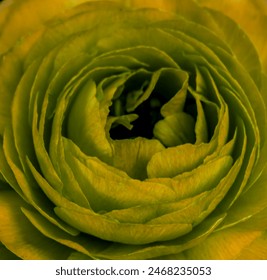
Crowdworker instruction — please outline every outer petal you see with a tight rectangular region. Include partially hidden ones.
[0,189,71,259]
[0,0,93,55]
[237,231,267,259]
[183,226,267,260]
[0,243,20,260]
[197,0,267,74]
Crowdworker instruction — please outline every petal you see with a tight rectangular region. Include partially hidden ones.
[0,243,20,260]
[184,226,265,259]
[198,0,267,74]
[218,165,267,229]
[147,142,216,178]
[96,214,226,259]
[21,207,109,260]
[61,137,176,212]
[55,203,192,245]
[67,79,113,162]
[153,112,196,147]
[0,0,92,54]
[237,231,267,260]
[112,137,165,179]
[0,190,71,259]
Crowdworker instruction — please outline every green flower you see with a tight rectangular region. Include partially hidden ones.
[0,0,267,260]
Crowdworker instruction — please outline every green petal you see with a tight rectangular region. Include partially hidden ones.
[0,190,71,260]
[107,114,138,131]
[239,207,267,232]
[21,207,109,260]
[55,203,192,245]
[198,0,267,74]
[147,141,216,178]
[62,138,176,211]
[0,243,20,260]
[0,52,22,135]
[184,225,267,260]
[67,79,113,162]
[153,112,195,147]
[148,155,233,201]
[207,8,262,87]
[96,214,226,259]
[3,126,79,236]
[54,136,91,208]
[112,137,165,180]
[218,165,267,229]
[0,0,94,55]
[0,140,26,199]
[236,231,267,260]
[100,46,179,70]
[159,70,189,116]
[125,70,160,112]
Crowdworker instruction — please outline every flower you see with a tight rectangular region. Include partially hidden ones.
[0,0,267,260]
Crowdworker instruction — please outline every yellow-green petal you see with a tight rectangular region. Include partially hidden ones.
[0,190,71,259]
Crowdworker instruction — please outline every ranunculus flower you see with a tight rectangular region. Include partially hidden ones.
[0,0,267,260]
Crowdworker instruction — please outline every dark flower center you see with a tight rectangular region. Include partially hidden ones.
[109,94,165,139]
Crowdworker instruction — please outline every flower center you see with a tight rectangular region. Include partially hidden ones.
[108,75,197,147]
[109,93,165,139]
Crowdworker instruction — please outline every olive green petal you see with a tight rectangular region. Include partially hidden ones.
[0,140,26,199]
[203,8,262,87]
[198,0,267,74]
[194,94,209,144]
[67,79,113,161]
[239,207,267,232]
[4,126,79,237]
[218,165,267,230]
[148,155,233,201]
[104,156,233,227]
[112,137,165,180]
[213,47,264,145]
[62,137,176,210]
[31,98,64,192]
[0,0,92,55]
[53,151,234,245]
[0,190,71,260]
[0,51,23,136]
[106,114,138,131]
[147,141,216,178]
[120,0,181,11]
[23,6,178,67]
[103,198,195,225]
[21,207,110,260]
[123,0,220,32]
[153,112,195,147]
[54,137,91,208]
[11,58,42,166]
[26,157,188,253]
[0,243,20,260]
[261,73,267,111]
[159,70,189,116]
[100,46,179,71]
[236,231,267,260]
[184,226,267,260]
[50,66,129,168]
[96,214,225,260]
[38,53,92,123]
[55,204,192,245]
